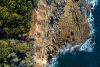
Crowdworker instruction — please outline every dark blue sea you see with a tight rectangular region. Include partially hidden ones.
[54,0,100,67]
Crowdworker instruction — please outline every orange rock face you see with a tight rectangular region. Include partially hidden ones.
[28,0,91,67]
[58,0,90,45]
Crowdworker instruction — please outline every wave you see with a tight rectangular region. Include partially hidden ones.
[49,0,98,67]
[49,57,59,67]
[79,0,98,52]
[86,0,98,9]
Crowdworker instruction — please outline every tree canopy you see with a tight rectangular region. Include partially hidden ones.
[0,0,38,66]
[0,0,32,38]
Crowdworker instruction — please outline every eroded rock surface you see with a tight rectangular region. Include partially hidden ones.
[28,0,91,67]
[58,0,90,45]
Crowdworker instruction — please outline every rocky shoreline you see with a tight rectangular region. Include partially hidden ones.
[28,0,91,67]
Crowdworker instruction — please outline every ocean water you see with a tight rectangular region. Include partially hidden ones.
[50,0,100,67]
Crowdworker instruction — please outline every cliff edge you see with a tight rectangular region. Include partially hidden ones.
[28,0,91,67]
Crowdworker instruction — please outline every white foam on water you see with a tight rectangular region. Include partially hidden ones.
[49,56,59,67]
[86,0,98,9]
[79,12,95,52]
[79,0,98,52]
[58,43,81,54]
[79,38,95,52]
[58,43,71,54]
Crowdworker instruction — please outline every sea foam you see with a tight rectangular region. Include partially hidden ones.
[79,0,98,52]
[49,57,58,67]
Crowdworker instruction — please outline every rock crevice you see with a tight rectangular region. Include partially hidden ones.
[29,0,91,67]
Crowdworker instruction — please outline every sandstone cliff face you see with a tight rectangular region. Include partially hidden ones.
[58,0,90,45]
[28,0,91,67]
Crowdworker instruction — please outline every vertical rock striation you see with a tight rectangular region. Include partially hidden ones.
[28,0,91,67]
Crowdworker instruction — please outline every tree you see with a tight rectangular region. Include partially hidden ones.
[0,40,11,58]
[0,0,36,66]
[16,43,30,53]
[0,0,32,38]
[0,40,31,66]
[19,56,33,67]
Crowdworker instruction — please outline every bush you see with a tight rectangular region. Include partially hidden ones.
[16,43,30,53]
[0,40,12,58]
[0,0,32,38]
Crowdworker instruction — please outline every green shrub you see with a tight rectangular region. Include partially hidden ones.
[0,0,32,38]
[16,43,30,53]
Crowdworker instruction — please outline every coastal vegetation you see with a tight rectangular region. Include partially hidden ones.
[0,0,33,38]
[0,0,38,66]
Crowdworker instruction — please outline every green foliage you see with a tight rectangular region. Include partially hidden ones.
[16,43,30,53]
[54,0,60,5]
[19,56,33,67]
[0,64,10,67]
[0,39,30,58]
[0,0,32,38]
[1,52,33,67]
[0,40,14,58]
[0,39,32,66]
[0,0,36,66]
[7,52,20,67]
[4,64,10,67]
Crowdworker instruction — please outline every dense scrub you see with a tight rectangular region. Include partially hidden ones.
[0,0,38,66]
[0,0,32,38]
[0,39,33,67]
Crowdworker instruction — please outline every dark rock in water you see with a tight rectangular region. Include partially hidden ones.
[48,55,52,62]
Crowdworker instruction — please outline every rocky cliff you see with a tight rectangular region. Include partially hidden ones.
[28,0,91,67]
